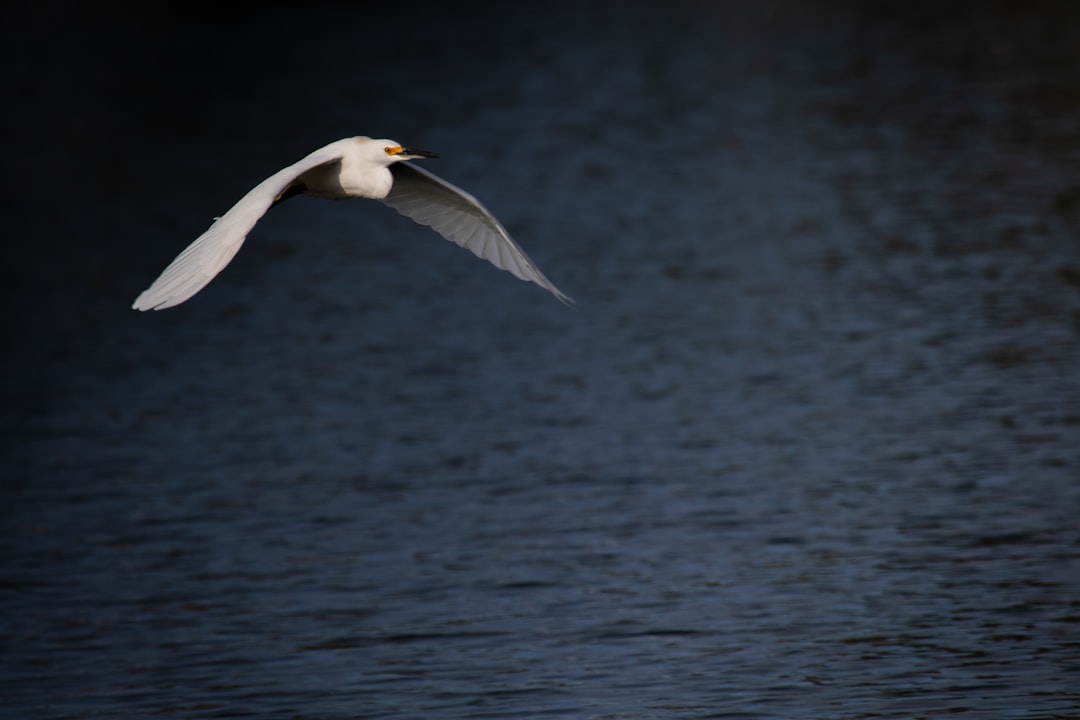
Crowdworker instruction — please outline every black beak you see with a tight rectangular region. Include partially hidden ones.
[402,148,439,159]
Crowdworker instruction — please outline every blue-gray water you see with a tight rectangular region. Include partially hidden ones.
[3,2,1079,718]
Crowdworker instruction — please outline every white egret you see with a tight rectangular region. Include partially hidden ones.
[132,136,571,310]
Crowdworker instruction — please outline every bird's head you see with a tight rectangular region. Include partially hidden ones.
[356,136,439,165]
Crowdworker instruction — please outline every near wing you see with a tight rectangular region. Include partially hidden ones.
[383,162,572,304]
[132,145,344,311]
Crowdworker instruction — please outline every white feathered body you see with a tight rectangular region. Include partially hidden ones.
[132,136,570,310]
[298,138,394,200]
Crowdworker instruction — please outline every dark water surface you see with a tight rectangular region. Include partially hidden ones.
[3,2,1079,718]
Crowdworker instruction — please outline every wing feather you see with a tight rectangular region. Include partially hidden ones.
[383,162,572,304]
[133,143,345,310]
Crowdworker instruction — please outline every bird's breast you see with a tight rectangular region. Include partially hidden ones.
[300,162,392,200]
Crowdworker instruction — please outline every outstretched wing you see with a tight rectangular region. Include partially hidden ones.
[133,144,345,311]
[383,162,572,304]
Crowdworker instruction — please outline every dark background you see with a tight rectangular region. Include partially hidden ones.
[3,2,1079,718]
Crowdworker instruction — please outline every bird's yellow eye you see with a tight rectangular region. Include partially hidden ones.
[385,146,404,156]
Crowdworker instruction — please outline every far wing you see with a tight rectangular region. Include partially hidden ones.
[383,162,572,304]
[132,144,344,311]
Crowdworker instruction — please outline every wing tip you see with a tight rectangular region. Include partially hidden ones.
[551,287,575,307]
[132,289,178,311]
[533,276,574,307]
[131,292,154,311]
[131,299,160,312]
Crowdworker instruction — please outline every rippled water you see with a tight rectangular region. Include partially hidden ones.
[3,2,1079,718]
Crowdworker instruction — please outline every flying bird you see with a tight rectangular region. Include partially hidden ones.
[132,136,571,310]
